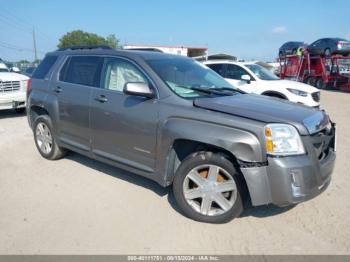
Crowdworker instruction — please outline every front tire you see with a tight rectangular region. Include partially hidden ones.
[173,152,244,223]
[15,108,26,114]
[33,115,67,160]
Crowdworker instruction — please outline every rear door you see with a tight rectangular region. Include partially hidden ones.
[90,57,159,172]
[54,55,103,151]
[206,63,226,78]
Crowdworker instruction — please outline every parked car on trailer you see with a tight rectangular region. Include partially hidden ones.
[27,46,336,223]
[279,51,350,91]
[279,41,307,58]
[204,60,320,108]
[307,38,350,56]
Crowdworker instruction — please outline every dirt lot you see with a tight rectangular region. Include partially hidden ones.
[0,90,349,255]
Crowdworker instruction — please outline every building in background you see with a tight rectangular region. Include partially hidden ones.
[123,44,208,58]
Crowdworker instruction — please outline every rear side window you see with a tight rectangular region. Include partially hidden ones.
[59,56,103,87]
[32,55,58,79]
[207,63,225,77]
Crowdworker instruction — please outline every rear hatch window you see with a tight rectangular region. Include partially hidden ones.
[32,55,58,79]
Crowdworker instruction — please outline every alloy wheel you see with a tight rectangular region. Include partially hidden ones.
[35,122,53,155]
[183,164,237,216]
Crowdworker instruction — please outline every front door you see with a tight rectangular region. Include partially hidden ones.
[225,64,258,93]
[90,57,159,172]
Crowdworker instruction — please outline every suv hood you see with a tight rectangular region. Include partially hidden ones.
[194,94,329,135]
[262,79,319,93]
[0,72,29,81]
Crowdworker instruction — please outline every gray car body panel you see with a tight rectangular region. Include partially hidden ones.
[27,49,336,207]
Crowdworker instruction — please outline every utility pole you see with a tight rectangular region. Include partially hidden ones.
[32,27,38,62]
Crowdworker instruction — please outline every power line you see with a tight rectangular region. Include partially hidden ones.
[0,15,32,36]
[0,40,45,54]
[0,6,56,44]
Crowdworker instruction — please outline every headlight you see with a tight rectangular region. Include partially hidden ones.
[265,124,305,156]
[21,80,28,91]
[287,88,308,97]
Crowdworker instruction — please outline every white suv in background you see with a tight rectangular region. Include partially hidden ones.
[0,62,29,113]
[203,60,320,107]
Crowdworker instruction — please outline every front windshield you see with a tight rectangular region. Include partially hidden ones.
[245,64,279,81]
[146,57,239,98]
[0,68,9,72]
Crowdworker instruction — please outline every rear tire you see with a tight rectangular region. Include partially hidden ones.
[33,115,67,160]
[173,152,244,223]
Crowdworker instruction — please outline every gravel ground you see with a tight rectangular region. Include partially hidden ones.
[0,90,349,255]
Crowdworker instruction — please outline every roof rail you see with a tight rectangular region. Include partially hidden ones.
[57,45,113,51]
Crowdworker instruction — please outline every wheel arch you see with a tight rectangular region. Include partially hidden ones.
[29,105,50,129]
[261,91,288,99]
[165,139,252,207]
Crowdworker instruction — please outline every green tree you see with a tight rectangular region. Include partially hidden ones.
[17,60,30,64]
[57,30,119,49]
[105,34,119,49]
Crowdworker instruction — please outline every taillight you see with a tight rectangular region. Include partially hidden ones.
[26,78,32,96]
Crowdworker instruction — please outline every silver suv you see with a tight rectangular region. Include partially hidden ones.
[27,46,336,223]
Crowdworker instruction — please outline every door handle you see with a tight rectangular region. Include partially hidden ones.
[95,95,108,103]
[54,86,62,93]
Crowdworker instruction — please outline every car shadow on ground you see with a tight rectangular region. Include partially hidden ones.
[66,152,297,221]
[0,109,26,120]
[240,204,297,218]
[66,152,169,197]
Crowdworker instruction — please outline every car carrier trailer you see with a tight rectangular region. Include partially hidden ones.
[279,51,350,92]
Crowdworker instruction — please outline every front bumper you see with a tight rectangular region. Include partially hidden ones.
[241,147,335,207]
[0,92,26,110]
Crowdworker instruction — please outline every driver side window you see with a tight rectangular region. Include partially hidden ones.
[103,58,148,92]
[226,64,249,80]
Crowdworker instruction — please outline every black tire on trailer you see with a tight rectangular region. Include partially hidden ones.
[305,77,316,87]
[315,78,326,89]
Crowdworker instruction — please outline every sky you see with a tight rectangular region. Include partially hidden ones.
[0,0,350,62]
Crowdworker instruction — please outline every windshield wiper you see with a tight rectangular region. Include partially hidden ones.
[175,85,238,96]
[216,86,246,94]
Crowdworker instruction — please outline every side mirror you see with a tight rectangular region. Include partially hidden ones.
[241,74,251,83]
[123,82,155,99]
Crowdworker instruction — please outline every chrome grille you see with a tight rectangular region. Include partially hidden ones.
[312,91,320,102]
[310,125,335,161]
[0,81,20,93]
